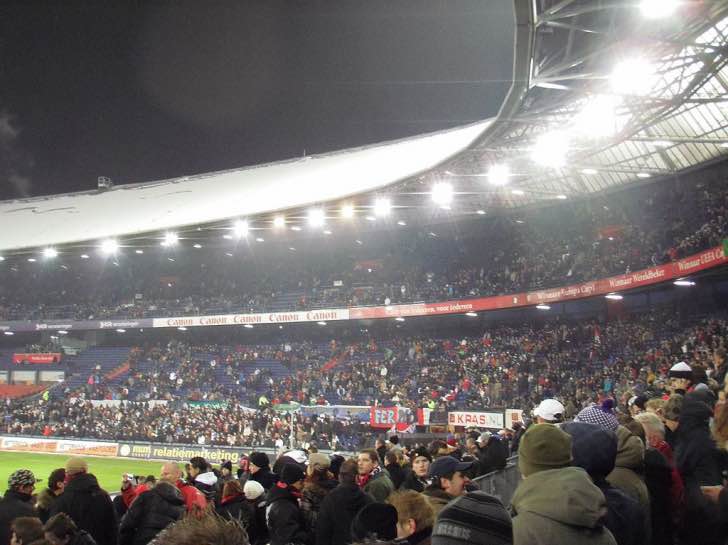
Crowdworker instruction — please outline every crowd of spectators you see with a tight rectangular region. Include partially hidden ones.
[0,167,725,322]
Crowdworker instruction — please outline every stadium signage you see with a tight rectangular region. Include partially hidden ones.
[116,442,246,463]
[0,436,118,456]
[155,308,350,329]
[448,411,505,429]
[12,353,62,364]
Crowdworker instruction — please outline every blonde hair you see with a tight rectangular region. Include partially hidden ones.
[634,412,665,439]
[645,398,665,414]
[388,490,435,531]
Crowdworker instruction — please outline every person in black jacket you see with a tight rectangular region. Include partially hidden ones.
[188,457,219,505]
[266,464,311,545]
[243,480,268,545]
[216,481,254,527]
[248,453,277,491]
[562,421,647,545]
[315,459,374,545]
[118,482,185,545]
[36,469,65,524]
[43,513,96,545]
[0,470,37,545]
[401,448,431,493]
[48,458,117,545]
[300,453,338,535]
[477,433,508,475]
[384,451,406,490]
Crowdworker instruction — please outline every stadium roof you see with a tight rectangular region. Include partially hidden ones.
[2,0,728,253]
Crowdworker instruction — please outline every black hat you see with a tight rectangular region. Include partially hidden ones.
[249,452,270,469]
[351,503,398,541]
[279,463,305,485]
[412,446,432,463]
[221,461,233,471]
[428,455,473,479]
[432,492,512,545]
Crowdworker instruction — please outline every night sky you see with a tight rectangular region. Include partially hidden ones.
[0,1,513,200]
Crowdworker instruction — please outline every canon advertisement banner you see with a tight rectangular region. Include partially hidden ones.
[448,411,505,429]
[153,308,349,329]
[12,353,62,364]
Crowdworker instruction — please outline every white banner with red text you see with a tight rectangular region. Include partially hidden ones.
[448,411,505,429]
[152,308,350,329]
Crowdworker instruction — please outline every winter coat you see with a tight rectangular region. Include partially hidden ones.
[511,467,617,545]
[315,483,373,545]
[605,427,650,542]
[192,471,219,505]
[642,449,674,545]
[175,480,207,513]
[300,478,338,533]
[266,484,311,545]
[400,471,428,493]
[250,468,278,491]
[362,468,394,502]
[119,482,185,545]
[216,493,254,525]
[49,473,118,545]
[69,531,97,545]
[403,527,432,545]
[0,489,36,545]
[422,488,455,518]
[385,463,406,490]
[674,396,725,545]
[600,485,647,545]
[247,497,268,545]
[35,487,58,523]
[478,437,508,474]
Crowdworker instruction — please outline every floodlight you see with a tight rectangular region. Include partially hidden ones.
[308,208,325,227]
[532,131,568,167]
[605,293,624,300]
[611,59,655,96]
[273,215,285,228]
[162,232,178,247]
[536,304,551,310]
[573,95,620,138]
[640,0,679,19]
[487,163,510,186]
[43,248,58,259]
[373,197,392,217]
[341,204,355,219]
[233,220,249,237]
[100,239,119,255]
[431,182,453,206]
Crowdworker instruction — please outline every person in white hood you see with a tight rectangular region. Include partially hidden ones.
[188,456,219,505]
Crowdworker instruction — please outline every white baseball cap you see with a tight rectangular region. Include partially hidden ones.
[533,399,565,422]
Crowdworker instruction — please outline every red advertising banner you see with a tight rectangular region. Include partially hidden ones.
[350,245,727,320]
[12,353,62,365]
[370,406,399,429]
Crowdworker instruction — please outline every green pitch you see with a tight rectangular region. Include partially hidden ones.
[0,452,165,494]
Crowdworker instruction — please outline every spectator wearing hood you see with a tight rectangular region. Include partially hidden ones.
[511,424,616,545]
[356,449,395,502]
[43,513,96,545]
[0,470,37,545]
[49,458,117,545]
[300,453,338,534]
[674,394,724,545]
[119,480,185,545]
[188,457,219,505]
[388,490,434,545]
[266,464,312,545]
[562,422,647,545]
[249,452,277,491]
[316,459,373,545]
[401,448,431,493]
[605,427,650,523]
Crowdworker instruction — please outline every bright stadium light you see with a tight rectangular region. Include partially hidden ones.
[116,328,126,333]
[637,172,651,179]
[465,312,478,317]
[373,197,392,217]
[3,331,14,336]
[308,208,326,227]
[100,239,119,255]
[431,182,454,206]
[605,293,624,300]
[611,59,655,96]
[573,95,621,138]
[43,248,58,259]
[556,194,568,200]
[532,131,568,168]
[674,279,695,286]
[487,163,510,186]
[135,249,144,254]
[536,304,551,310]
[581,168,598,175]
[193,243,202,249]
[511,189,525,196]
[244,324,254,329]
[395,317,405,322]
[233,220,249,237]
[0,256,4,262]
[80,254,90,259]
[273,215,285,228]
[476,209,486,215]
[341,204,355,219]
[640,0,679,18]
[161,232,178,247]
[27,258,36,263]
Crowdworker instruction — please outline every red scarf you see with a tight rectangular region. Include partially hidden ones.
[221,493,244,505]
[275,481,302,499]
[356,465,382,489]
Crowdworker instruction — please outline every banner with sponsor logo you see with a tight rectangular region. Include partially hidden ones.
[13,353,62,365]
[0,436,118,457]
[152,308,349,329]
[116,442,245,463]
[448,411,504,429]
[370,406,415,431]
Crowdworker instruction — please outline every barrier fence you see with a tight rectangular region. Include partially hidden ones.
[473,455,520,507]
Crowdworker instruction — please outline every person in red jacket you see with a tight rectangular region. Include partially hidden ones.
[160,462,206,514]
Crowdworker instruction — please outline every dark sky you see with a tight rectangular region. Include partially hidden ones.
[0,1,513,200]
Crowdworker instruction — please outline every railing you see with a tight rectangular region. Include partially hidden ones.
[473,455,520,507]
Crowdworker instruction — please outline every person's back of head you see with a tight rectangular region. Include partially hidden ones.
[431,492,512,545]
[384,451,399,467]
[47,469,66,495]
[338,459,358,485]
[387,490,434,538]
[43,513,79,544]
[12,517,44,545]
[151,514,248,545]
[561,422,617,483]
[189,457,209,474]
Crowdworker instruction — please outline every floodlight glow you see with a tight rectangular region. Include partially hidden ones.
[581,168,598,175]
[431,182,454,206]
[323,230,332,235]
[395,317,405,322]
[291,226,302,231]
[637,172,651,178]
[532,131,568,167]
[536,304,551,310]
[57,330,68,335]
[611,59,655,96]
[397,220,407,226]
[556,194,568,200]
[116,328,126,333]
[640,0,679,18]
[222,234,233,240]
[341,204,355,218]
[178,327,187,331]
[487,163,510,186]
[573,95,620,138]
[365,215,376,222]
[80,254,90,259]
[605,293,624,300]
[233,220,249,237]
[476,209,486,215]
[373,197,392,217]
[0,256,4,262]
[43,248,58,259]
[193,244,202,249]
[273,215,285,228]
[465,312,478,317]
[244,324,254,329]
[652,140,673,147]
[256,237,265,243]
[308,208,326,227]
[4,331,14,336]
[674,279,695,286]
[162,232,178,247]
[27,258,36,262]
[317,321,327,326]
[100,239,119,255]
[511,189,525,196]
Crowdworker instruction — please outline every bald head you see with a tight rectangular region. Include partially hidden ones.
[160,462,181,483]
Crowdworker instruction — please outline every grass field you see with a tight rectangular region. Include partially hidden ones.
[0,452,164,494]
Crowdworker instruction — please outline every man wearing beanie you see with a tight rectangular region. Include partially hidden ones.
[249,452,278,491]
[49,457,118,545]
[511,424,616,545]
[266,463,311,545]
[431,491,513,545]
[562,422,647,545]
[0,469,37,545]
